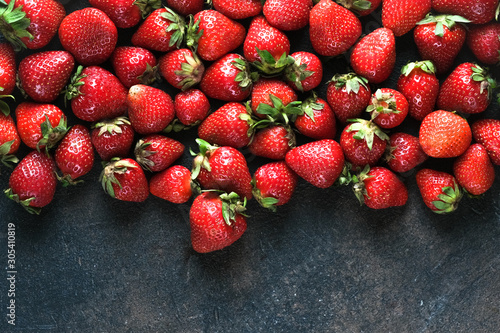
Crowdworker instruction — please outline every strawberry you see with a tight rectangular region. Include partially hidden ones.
[326,73,371,124]
[55,124,95,186]
[366,88,409,129]
[309,0,362,57]
[416,168,462,214]
[0,43,16,95]
[15,102,68,152]
[127,84,175,135]
[199,53,254,102]
[339,119,389,170]
[5,150,57,214]
[65,66,128,122]
[351,166,408,209]
[172,89,210,128]
[414,14,469,74]
[212,0,262,20]
[431,0,499,24]
[396,60,439,121]
[58,7,118,66]
[158,48,205,91]
[250,78,299,120]
[467,22,500,65]
[419,110,472,158]
[1,0,65,50]
[88,0,161,29]
[336,0,381,16]
[91,117,135,161]
[191,139,253,200]
[166,0,204,16]
[294,94,336,140]
[134,134,185,172]
[252,161,298,211]
[263,0,313,31]
[248,125,295,160]
[150,165,192,204]
[189,191,247,253]
[436,62,496,114]
[381,0,431,37]
[197,102,251,149]
[131,7,186,52]
[100,158,149,202]
[285,139,345,189]
[0,111,20,168]
[471,118,500,165]
[17,50,75,103]
[384,132,428,173]
[453,143,495,196]
[284,51,323,92]
[350,27,396,84]
[187,9,246,61]
[111,46,159,88]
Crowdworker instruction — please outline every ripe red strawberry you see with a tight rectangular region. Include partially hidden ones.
[453,143,495,196]
[339,119,389,170]
[414,14,469,74]
[2,0,65,50]
[382,0,431,37]
[309,0,362,57]
[263,0,313,31]
[100,158,149,202]
[352,166,408,209]
[326,73,371,124]
[88,0,161,29]
[188,10,246,61]
[0,43,16,95]
[250,78,299,120]
[55,124,95,186]
[91,117,135,161]
[15,102,68,152]
[471,118,500,165]
[134,134,185,172]
[396,60,439,121]
[127,84,175,135]
[197,102,251,149]
[437,62,496,114]
[366,88,409,129]
[248,125,295,160]
[191,139,253,200]
[350,27,396,84]
[284,51,323,92]
[172,89,210,128]
[166,0,204,16]
[150,165,192,204]
[252,161,298,211]
[432,0,498,24]
[384,132,428,173]
[111,46,159,88]
[213,0,262,20]
[336,0,381,16]
[199,53,254,102]
[467,22,500,65]
[158,48,205,91]
[285,139,345,188]
[0,111,20,168]
[189,191,247,253]
[17,50,75,103]
[294,95,336,140]
[419,110,472,158]
[58,7,118,66]
[131,7,186,52]
[65,66,128,122]
[416,168,462,214]
[5,150,57,214]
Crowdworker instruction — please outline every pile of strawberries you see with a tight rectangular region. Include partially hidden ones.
[0,0,499,253]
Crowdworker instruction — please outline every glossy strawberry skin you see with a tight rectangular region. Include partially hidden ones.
[213,0,262,20]
[189,191,247,253]
[248,125,293,160]
[467,23,500,65]
[243,15,290,63]
[111,46,158,88]
[174,89,210,126]
[253,161,298,207]
[453,143,495,196]
[294,97,336,140]
[339,122,387,169]
[285,139,345,188]
[150,165,192,204]
[101,158,149,202]
[285,51,323,92]
[131,8,178,52]
[471,119,500,165]
[263,0,313,31]
[368,88,409,129]
[88,0,144,29]
[416,168,461,213]
[91,118,135,161]
[58,7,118,66]
[382,0,431,37]
[0,43,16,95]
[385,132,428,173]
[166,0,204,16]
[250,78,297,115]
[326,74,372,124]
[18,50,75,103]
[360,166,408,209]
[432,0,498,24]
[159,48,205,91]
[0,113,21,155]
[134,134,185,172]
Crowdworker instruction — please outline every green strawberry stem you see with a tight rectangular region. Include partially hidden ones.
[176,51,204,91]
[0,140,18,169]
[185,15,203,53]
[93,117,131,136]
[134,139,156,171]
[284,56,315,92]
[251,48,295,77]
[336,0,372,12]
[56,173,83,187]
[416,14,470,37]
[4,188,40,215]
[431,181,463,214]
[133,0,162,19]
[163,6,187,49]
[0,0,32,51]
[233,57,259,91]
[64,65,86,103]
[100,158,138,198]
[137,63,160,86]
[256,93,303,124]
[471,64,497,98]
[37,115,69,155]
[251,178,280,212]
[347,118,389,150]
[351,165,374,206]
[190,138,217,180]
[329,73,368,95]
[0,91,14,116]
[220,191,247,226]
[366,89,400,121]
[401,60,436,76]
[301,91,324,122]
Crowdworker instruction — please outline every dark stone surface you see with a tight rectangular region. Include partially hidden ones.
[1,1,499,332]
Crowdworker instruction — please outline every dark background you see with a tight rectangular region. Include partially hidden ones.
[1,0,499,332]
